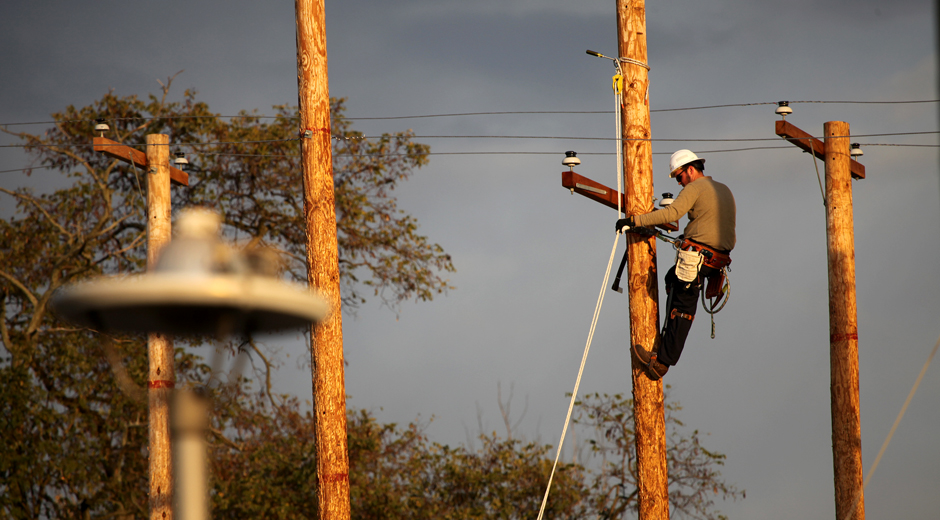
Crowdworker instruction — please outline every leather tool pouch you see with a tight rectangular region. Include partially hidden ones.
[705,270,725,299]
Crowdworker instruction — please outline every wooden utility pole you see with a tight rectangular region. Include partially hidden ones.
[776,120,866,520]
[294,1,351,519]
[94,134,187,520]
[617,1,670,518]
[562,3,669,518]
[145,134,175,520]
[824,121,865,520]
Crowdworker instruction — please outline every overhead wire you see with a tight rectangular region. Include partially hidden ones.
[2,105,935,168]
[1,131,936,152]
[1,143,934,169]
[2,99,938,126]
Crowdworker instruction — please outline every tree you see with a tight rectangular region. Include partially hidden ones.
[208,391,590,520]
[0,81,452,518]
[172,98,454,308]
[575,392,744,520]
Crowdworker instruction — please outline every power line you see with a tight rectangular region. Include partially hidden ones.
[863,143,940,147]
[1,130,936,156]
[382,131,940,142]
[0,115,287,127]
[3,144,933,171]
[2,99,938,127]
[345,99,940,118]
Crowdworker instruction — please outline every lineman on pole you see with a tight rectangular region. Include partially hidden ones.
[616,150,736,380]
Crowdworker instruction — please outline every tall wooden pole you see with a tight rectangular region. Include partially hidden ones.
[146,134,174,520]
[617,1,670,519]
[294,1,351,519]
[824,121,865,520]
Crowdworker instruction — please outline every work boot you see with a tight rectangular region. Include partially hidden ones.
[646,356,669,381]
[631,344,653,366]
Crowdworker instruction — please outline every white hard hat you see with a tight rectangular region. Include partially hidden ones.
[669,149,704,178]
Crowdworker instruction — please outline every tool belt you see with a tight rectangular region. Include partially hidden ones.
[678,238,731,299]
[678,238,732,270]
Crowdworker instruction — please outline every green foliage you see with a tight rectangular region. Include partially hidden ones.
[3,78,454,310]
[575,392,744,520]
[0,80,452,517]
[206,395,590,520]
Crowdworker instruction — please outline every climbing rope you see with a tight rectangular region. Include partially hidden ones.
[535,234,620,520]
[537,69,627,520]
[613,68,624,217]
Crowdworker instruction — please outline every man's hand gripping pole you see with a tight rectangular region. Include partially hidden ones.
[610,220,680,294]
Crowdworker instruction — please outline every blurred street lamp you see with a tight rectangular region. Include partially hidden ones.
[53,208,330,520]
[53,208,330,337]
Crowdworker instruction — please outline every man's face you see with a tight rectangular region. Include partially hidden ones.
[675,166,690,187]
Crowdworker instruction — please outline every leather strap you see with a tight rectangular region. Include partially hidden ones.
[680,238,731,270]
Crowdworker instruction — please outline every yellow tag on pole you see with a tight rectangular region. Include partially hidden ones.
[612,74,623,94]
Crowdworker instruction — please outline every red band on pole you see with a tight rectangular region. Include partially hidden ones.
[830,332,859,343]
[321,473,348,483]
[148,380,176,389]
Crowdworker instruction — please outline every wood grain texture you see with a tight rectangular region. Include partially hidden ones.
[295,1,351,519]
[562,170,627,211]
[145,134,175,520]
[618,1,669,519]
[824,121,865,520]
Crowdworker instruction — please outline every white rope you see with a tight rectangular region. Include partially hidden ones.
[536,233,621,520]
[618,57,651,71]
[614,72,624,217]
[537,73,627,520]
[841,332,940,520]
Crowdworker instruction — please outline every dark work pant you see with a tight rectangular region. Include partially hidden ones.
[657,264,715,366]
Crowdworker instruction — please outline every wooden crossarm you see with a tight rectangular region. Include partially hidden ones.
[562,170,625,211]
[93,137,189,186]
[561,171,677,232]
[775,120,866,180]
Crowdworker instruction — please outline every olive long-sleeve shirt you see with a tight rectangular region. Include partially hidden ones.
[633,176,736,252]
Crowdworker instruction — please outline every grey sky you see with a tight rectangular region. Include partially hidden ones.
[2,1,938,518]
